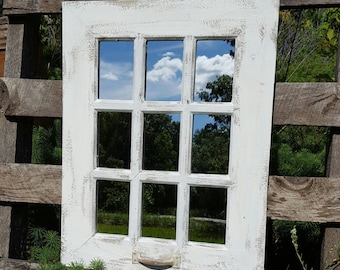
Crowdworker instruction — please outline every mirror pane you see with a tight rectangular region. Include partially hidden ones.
[146,40,183,101]
[194,40,234,102]
[143,113,180,171]
[142,183,177,240]
[99,40,133,100]
[97,180,130,235]
[191,114,231,174]
[189,186,227,244]
[98,112,132,169]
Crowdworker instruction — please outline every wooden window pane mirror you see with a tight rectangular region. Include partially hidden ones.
[62,1,279,268]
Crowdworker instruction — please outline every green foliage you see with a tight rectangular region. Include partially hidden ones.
[189,220,225,244]
[276,8,339,83]
[192,127,229,174]
[97,212,129,226]
[40,15,62,80]
[32,119,62,165]
[28,227,61,266]
[98,112,131,168]
[268,220,321,270]
[28,228,106,270]
[97,212,225,243]
[143,114,180,171]
[270,126,328,177]
[291,226,311,270]
[197,74,233,103]
[97,181,130,213]
[89,259,106,270]
[192,74,232,174]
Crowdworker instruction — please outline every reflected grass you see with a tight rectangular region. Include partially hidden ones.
[97,212,224,243]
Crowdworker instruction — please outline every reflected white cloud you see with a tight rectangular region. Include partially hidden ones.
[99,52,234,101]
[195,54,234,92]
[100,60,133,81]
[99,60,133,99]
[147,56,182,82]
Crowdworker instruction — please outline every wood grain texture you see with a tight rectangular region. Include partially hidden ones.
[3,0,340,15]
[0,78,62,117]
[0,17,8,51]
[3,0,61,15]
[1,80,339,125]
[280,0,340,7]
[0,206,11,258]
[1,163,339,223]
[267,176,340,223]
[0,115,17,163]
[0,258,38,270]
[321,129,340,268]
[273,83,340,127]
[0,163,61,204]
[4,20,23,78]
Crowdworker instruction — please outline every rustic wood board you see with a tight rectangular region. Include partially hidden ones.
[1,80,339,126]
[3,0,61,15]
[0,78,62,117]
[4,21,23,78]
[273,83,340,127]
[321,129,340,268]
[0,163,61,204]
[280,0,340,7]
[0,162,339,223]
[0,17,8,51]
[3,0,340,15]
[0,206,11,258]
[267,176,340,223]
[0,258,38,270]
[0,115,17,163]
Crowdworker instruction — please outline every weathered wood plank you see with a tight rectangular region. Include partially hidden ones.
[267,176,340,223]
[0,78,62,117]
[280,0,340,8]
[273,83,340,127]
[0,258,38,270]
[0,163,61,204]
[321,128,340,268]
[0,206,11,258]
[1,79,339,126]
[0,163,339,223]
[0,17,8,51]
[0,115,17,163]
[3,0,61,15]
[4,18,24,78]
[2,0,340,15]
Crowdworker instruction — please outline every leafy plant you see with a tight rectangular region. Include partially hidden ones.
[28,227,106,270]
[291,226,340,270]
[291,226,311,270]
[28,227,61,266]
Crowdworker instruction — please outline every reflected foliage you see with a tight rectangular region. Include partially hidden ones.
[192,126,230,174]
[98,112,131,168]
[143,114,180,171]
[197,74,232,103]
[192,74,232,174]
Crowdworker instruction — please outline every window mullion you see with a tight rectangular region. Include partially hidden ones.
[176,36,196,247]
[128,35,146,241]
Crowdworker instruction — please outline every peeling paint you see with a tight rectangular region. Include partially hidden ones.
[62,0,279,268]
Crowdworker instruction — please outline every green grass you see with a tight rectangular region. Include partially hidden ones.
[97,212,225,244]
[97,224,128,235]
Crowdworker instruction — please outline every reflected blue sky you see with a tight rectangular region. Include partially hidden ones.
[99,39,234,129]
[99,39,234,100]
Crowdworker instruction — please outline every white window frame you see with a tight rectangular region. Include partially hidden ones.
[62,1,279,269]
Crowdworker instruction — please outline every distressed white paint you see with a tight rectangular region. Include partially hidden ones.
[62,0,279,269]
